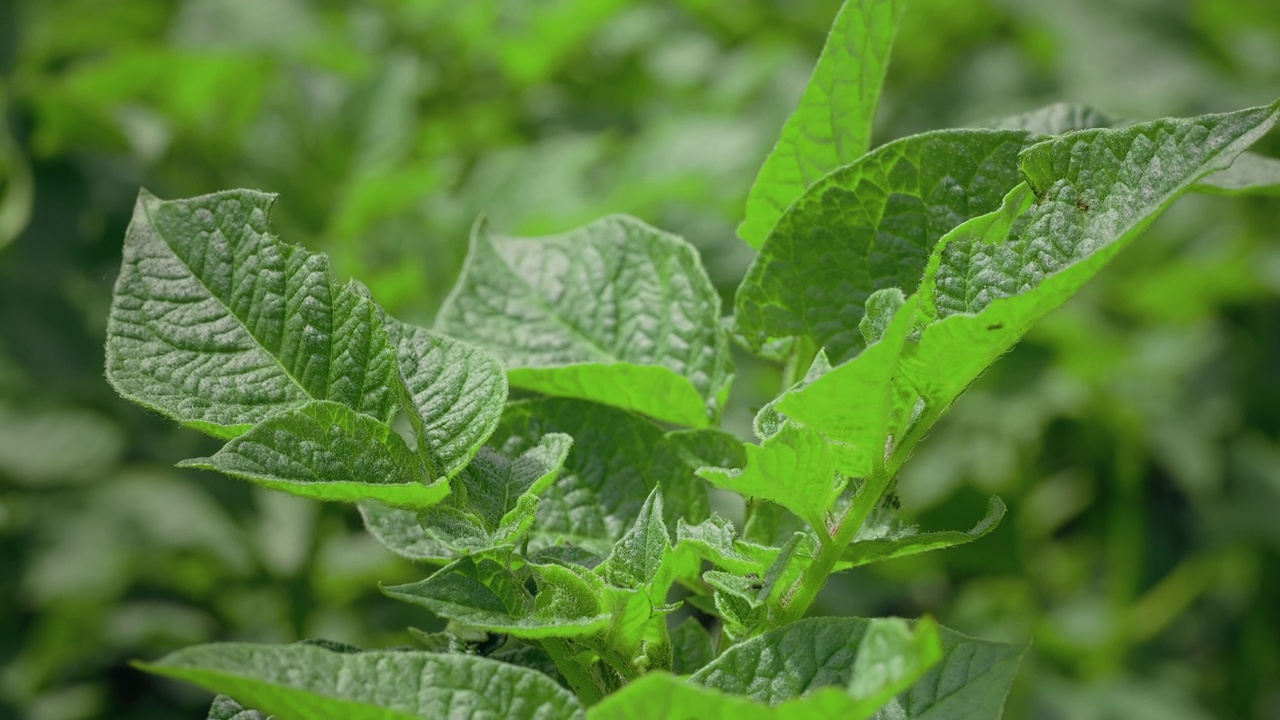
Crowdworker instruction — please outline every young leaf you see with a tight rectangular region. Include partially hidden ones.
[676,514,769,577]
[138,642,585,719]
[208,695,272,720]
[598,487,672,593]
[494,398,709,554]
[381,316,508,482]
[737,0,907,249]
[436,216,733,427]
[106,189,400,438]
[735,130,1033,362]
[843,497,1006,568]
[179,400,445,507]
[690,617,1023,714]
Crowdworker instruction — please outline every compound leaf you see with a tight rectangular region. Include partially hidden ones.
[180,400,444,507]
[106,189,399,438]
[436,216,732,427]
[736,130,1032,362]
[738,0,907,249]
[138,642,585,720]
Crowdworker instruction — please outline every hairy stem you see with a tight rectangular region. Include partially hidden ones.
[540,638,604,706]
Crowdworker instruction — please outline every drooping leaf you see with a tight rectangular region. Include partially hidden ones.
[359,432,573,561]
[381,315,508,482]
[383,557,610,638]
[735,130,1033,362]
[106,189,400,438]
[690,617,1023,717]
[493,398,709,555]
[907,103,1280,422]
[843,497,1006,568]
[208,695,273,720]
[179,400,445,507]
[983,102,1114,136]
[138,642,585,719]
[1193,151,1280,196]
[737,0,907,249]
[436,216,733,427]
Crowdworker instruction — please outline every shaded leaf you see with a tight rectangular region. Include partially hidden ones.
[843,497,1006,568]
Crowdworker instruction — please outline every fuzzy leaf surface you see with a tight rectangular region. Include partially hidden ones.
[845,497,1006,568]
[436,216,732,426]
[179,400,444,507]
[208,696,272,720]
[736,130,1032,362]
[138,643,585,719]
[106,189,399,438]
[738,0,906,248]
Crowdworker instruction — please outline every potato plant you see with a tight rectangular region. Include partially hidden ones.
[103,1,1280,717]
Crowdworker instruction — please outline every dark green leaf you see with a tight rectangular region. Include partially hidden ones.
[843,497,1006,568]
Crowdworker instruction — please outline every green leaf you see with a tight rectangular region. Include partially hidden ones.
[208,695,272,720]
[359,432,573,561]
[908,103,1280,422]
[697,423,839,534]
[138,642,585,719]
[676,514,770,576]
[381,315,508,482]
[737,0,907,249]
[983,102,1114,136]
[106,189,400,438]
[735,130,1033,362]
[493,398,709,554]
[843,497,1006,568]
[1194,152,1280,196]
[671,618,715,675]
[179,400,445,507]
[774,294,920,482]
[383,557,610,638]
[665,428,748,472]
[705,532,816,641]
[848,617,942,707]
[436,216,733,427]
[599,488,672,592]
[691,617,1023,716]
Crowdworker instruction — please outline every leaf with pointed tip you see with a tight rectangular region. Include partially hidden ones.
[381,316,508,482]
[599,488,672,594]
[436,216,733,427]
[691,617,1023,718]
[737,0,907,249]
[671,618,715,676]
[1194,152,1280,196]
[907,103,1280,424]
[208,695,272,720]
[358,501,456,563]
[179,400,444,507]
[493,399,709,554]
[676,514,769,576]
[843,497,1006,568]
[106,189,400,438]
[138,642,585,719]
[735,130,1033,362]
[705,532,815,641]
[383,557,609,638]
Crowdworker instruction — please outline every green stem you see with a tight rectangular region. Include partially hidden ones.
[781,336,818,389]
[540,638,604,706]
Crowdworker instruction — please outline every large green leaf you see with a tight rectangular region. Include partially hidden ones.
[907,103,1280,420]
[735,130,1033,362]
[106,189,400,438]
[138,642,585,720]
[179,400,444,507]
[493,398,709,555]
[436,215,733,427]
[737,0,907,249]
[690,617,1023,718]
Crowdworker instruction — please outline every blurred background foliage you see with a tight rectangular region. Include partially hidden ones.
[0,0,1277,718]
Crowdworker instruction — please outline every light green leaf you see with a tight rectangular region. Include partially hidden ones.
[381,315,508,482]
[179,400,444,507]
[1194,152,1280,196]
[698,423,839,534]
[776,294,920,482]
[737,0,907,249]
[843,497,1006,568]
[208,695,272,720]
[848,617,942,707]
[138,642,585,719]
[671,618,715,676]
[436,216,733,427]
[106,189,400,438]
[493,399,709,554]
[383,557,609,638]
[705,532,815,641]
[735,130,1033,362]
[676,514,769,576]
[908,103,1280,421]
[599,488,672,592]
[691,617,1023,716]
